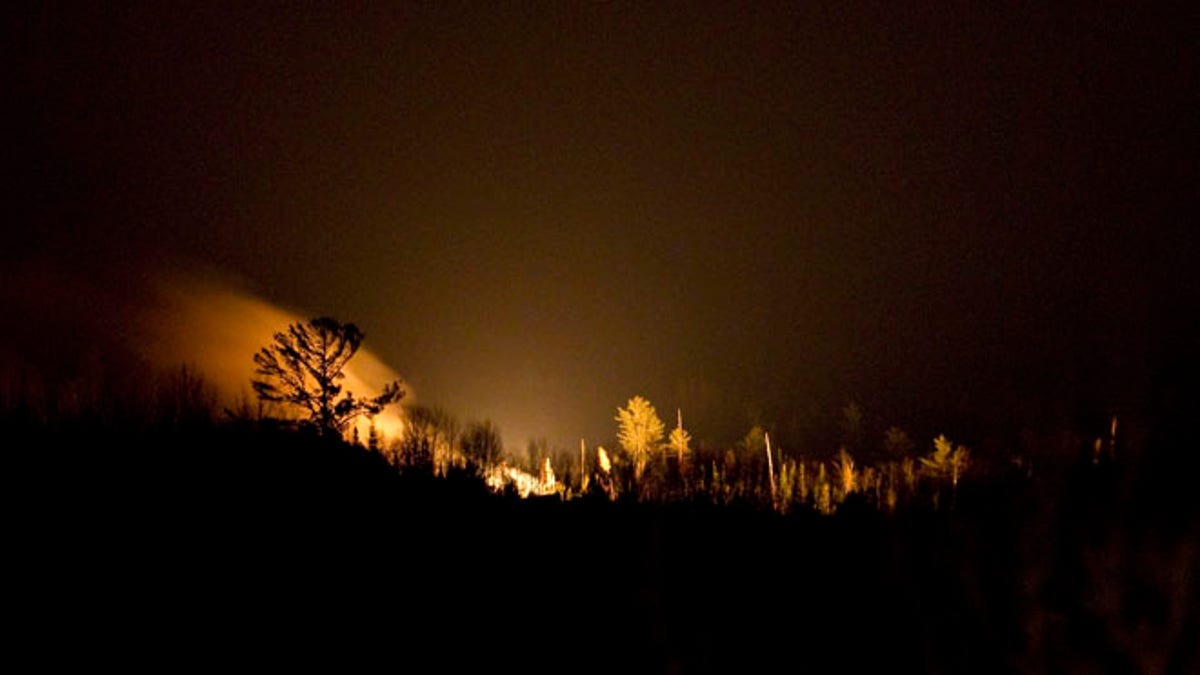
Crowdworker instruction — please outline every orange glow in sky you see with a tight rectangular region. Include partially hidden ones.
[143,273,408,441]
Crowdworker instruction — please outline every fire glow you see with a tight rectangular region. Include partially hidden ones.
[143,273,408,441]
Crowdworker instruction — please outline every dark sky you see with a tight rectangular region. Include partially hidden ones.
[5,3,1195,449]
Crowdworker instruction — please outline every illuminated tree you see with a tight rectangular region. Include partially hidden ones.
[665,409,694,495]
[920,433,970,507]
[949,444,969,488]
[835,448,857,498]
[920,434,955,479]
[615,395,665,480]
[251,317,403,437]
[668,408,692,462]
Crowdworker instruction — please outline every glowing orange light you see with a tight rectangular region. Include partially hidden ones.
[484,462,558,497]
[141,272,409,443]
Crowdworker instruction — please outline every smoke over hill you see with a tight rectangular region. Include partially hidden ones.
[1,256,407,439]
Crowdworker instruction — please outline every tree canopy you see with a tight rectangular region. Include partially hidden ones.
[668,408,691,461]
[251,317,403,436]
[615,395,665,479]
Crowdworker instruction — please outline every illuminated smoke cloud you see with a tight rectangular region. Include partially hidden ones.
[0,257,408,441]
[142,271,409,441]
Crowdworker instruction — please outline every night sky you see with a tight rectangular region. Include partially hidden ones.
[5,3,1195,449]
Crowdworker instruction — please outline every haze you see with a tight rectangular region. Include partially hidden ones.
[5,4,1193,450]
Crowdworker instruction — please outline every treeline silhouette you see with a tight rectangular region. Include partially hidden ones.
[5,363,1196,673]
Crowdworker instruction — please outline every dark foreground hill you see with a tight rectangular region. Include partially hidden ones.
[8,416,1197,674]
